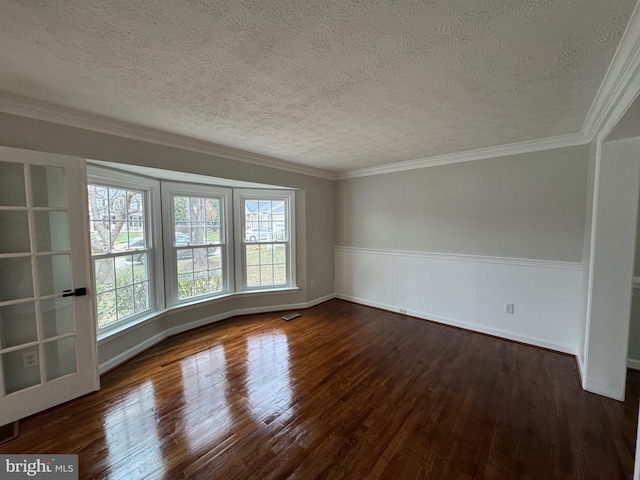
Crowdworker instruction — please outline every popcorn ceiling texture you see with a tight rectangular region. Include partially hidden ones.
[0,0,635,171]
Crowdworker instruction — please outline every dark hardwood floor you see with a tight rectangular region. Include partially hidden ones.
[1,299,638,479]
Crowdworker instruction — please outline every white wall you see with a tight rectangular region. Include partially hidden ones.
[335,247,582,353]
[336,146,589,359]
[582,136,640,400]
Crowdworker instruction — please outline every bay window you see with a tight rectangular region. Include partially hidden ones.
[87,165,296,335]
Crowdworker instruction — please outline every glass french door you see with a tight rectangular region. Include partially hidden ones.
[0,146,99,426]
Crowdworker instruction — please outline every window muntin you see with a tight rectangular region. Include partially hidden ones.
[87,184,152,330]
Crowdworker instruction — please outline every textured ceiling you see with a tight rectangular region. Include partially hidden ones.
[0,0,636,172]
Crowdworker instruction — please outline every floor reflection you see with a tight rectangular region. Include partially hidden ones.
[104,380,165,479]
[179,345,231,453]
[246,332,293,423]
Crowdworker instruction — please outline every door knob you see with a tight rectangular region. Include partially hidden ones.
[62,288,87,297]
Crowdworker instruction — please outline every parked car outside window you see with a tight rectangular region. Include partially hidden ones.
[125,232,192,263]
[245,227,272,242]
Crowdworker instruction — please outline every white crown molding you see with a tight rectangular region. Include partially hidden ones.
[334,245,584,271]
[336,132,589,179]
[0,92,338,180]
[582,0,640,142]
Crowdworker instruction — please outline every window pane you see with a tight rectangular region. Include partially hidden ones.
[116,286,134,319]
[245,244,287,288]
[96,291,116,328]
[176,246,222,300]
[273,264,286,285]
[244,199,286,243]
[92,244,150,329]
[134,282,150,312]
[246,266,260,288]
[174,195,220,246]
[87,185,145,255]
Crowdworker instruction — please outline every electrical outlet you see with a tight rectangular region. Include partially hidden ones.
[311,280,315,288]
[505,303,515,314]
[22,350,38,369]
[399,308,407,315]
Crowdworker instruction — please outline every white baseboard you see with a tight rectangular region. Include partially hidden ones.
[336,294,576,355]
[628,358,640,371]
[335,246,582,358]
[99,293,336,374]
[99,332,171,374]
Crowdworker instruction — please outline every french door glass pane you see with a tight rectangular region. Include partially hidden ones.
[2,347,41,394]
[36,254,71,296]
[0,302,37,349]
[0,257,34,302]
[44,337,77,381]
[34,211,70,252]
[0,161,26,206]
[41,297,74,338]
[0,211,30,254]
[31,165,66,208]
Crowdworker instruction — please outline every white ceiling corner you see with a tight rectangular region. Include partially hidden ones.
[0,0,638,178]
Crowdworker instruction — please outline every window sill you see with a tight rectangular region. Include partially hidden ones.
[97,286,300,344]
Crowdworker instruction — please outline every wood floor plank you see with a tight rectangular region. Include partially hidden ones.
[0,299,638,479]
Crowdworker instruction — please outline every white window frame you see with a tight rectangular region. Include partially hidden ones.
[162,182,233,306]
[234,189,296,292]
[87,166,163,334]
